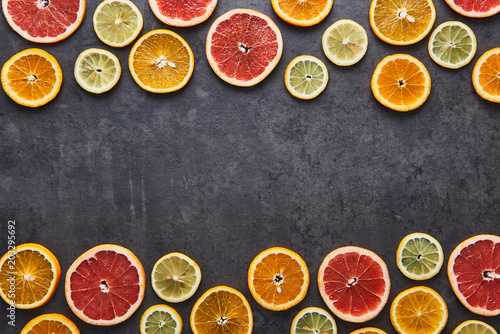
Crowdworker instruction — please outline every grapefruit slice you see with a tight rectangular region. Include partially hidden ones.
[444,0,500,17]
[149,0,218,27]
[65,244,146,326]
[318,246,391,323]
[448,234,500,316]
[206,8,283,87]
[2,0,86,43]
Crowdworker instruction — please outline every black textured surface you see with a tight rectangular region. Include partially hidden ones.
[1,0,500,333]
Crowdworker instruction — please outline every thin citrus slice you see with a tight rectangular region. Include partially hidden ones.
[371,54,431,112]
[396,232,444,280]
[472,48,500,103]
[428,21,477,69]
[190,286,253,334]
[151,252,201,303]
[0,243,61,309]
[444,0,500,17]
[65,244,146,325]
[291,307,337,334]
[350,328,388,334]
[2,0,85,43]
[206,8,283,87]
[140,304,182,334]
[149,0,218,27]
[248,247,309,311]
[74,48,121,94]
[285,55,328,100]
[390,286,448,334]
[370,0,436,45]
[322,19,368,66]
[21,314,80,334]
[1,48,63,108]
[452,320,498,334]
[318,246,391,323]
[93,0,143,47]
[129,29,194,93]
[271,0,333,26]
[448,234,500,316]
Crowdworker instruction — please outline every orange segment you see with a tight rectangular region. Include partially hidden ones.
[472,48,500,103]
[271,0,334,26]
[21,313,80,334]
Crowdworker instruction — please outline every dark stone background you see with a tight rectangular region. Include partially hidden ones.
[1,0,499,333]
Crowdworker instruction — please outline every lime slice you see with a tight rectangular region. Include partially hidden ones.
[291,307,337,334]
[93,0,143,47]
[428,21,476,69]
[322,19,368,66]
[140,304,182,334]
[284,55,328,100]
[74,48,121,94]
[152,252,201,303]
[452,320,497,334]
[396,232,444,280]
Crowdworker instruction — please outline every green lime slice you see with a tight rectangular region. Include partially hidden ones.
[322,19,368,66]
[140,305,182,334]
[397,233,444,280]
[452,320,497,334]
[291,307,337,334]
[285,55,328,100]
[74,48,121,94]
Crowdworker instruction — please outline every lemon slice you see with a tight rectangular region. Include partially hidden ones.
[140,304,182,334]
[93,0,143,47]
[322,19,368,66]
[74,49,121,94]
[396,232,443,280]
[291,307,337,334]
[452,320,497,334]
[284,55,328,100]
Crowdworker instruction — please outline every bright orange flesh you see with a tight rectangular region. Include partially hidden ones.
[271,0,333,26]
[473,48,500,103]
[21,314,80,334]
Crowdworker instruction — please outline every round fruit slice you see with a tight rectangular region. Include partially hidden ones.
[350,328,388,334]
[428,21,477,69]
[2,0,85,43]
[74,48,121,94]
[472,48,500,104]
[318,246,390,323]
[151,252,201,303]
[248,247,309,311]
[448,234,500,316]
[1,48,63,108]
[206,9,283,87]
[444,0,500,17]
[65,244,146,326]
[291,307,337,334]
[390,286,448,334]
[93,0,143,47]
[149,0,218,27]
[396,232,444,280]
[285,55,328,100]
[322,19,368,66]
[129,29,194,93]
[21,313,80,334]
[190,286,252,334]
[452,320,498,334]
[271,0,333,27]
[140,304,182,334]
[371,54,431,112]
[370,0,436,45]
[0,243,61,309]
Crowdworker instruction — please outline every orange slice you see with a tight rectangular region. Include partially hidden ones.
[350,328,388,334]
[271,0,334,27]
[21,313,80,334]
[472,48,500,104]
[444,0,500,17]
[371,54,431,112]
[149,0,218,27]
[248,247,309,311]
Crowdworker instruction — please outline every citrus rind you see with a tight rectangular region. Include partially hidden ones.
[271,0,334,27]
[140,304,183,334]
[74,48,121,94]
[291,307,337,334]
[149,0,218,27]
[284,55,329,100]
[20,314,80,334]
[472,48,500,104]
[322,19,368,66]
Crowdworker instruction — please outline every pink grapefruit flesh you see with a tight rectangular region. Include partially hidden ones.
[444,0,500,17]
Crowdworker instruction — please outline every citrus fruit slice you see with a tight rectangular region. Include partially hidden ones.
[350,328,388,334]
[444,0,500,17]
[129,29,194,93]
[151,252,201,303]
[20,313,80,334]
[74,48,121,94]
[318,246,391,323]
[149,0,218,27]
[370,0,436,45]
[140,304,182,334]
[190,286,253,334]
[371,54,431,112]
[2,0,85,43]
[396,232,444,280]
[1,48,63,108]
[291,307,337,334]
[0,243,61,309]
[271,0,333,26]
[452,320,498,334]
[248,247,309,311]
[284,55,328,100]
[448,234,500,316]
[390,286,448,334]
[428,21,477,69]
[322,19,368,66]
[65,244,146,325]
[206,8,283,87]
[93,0,143,47]
[472,48,500,104]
